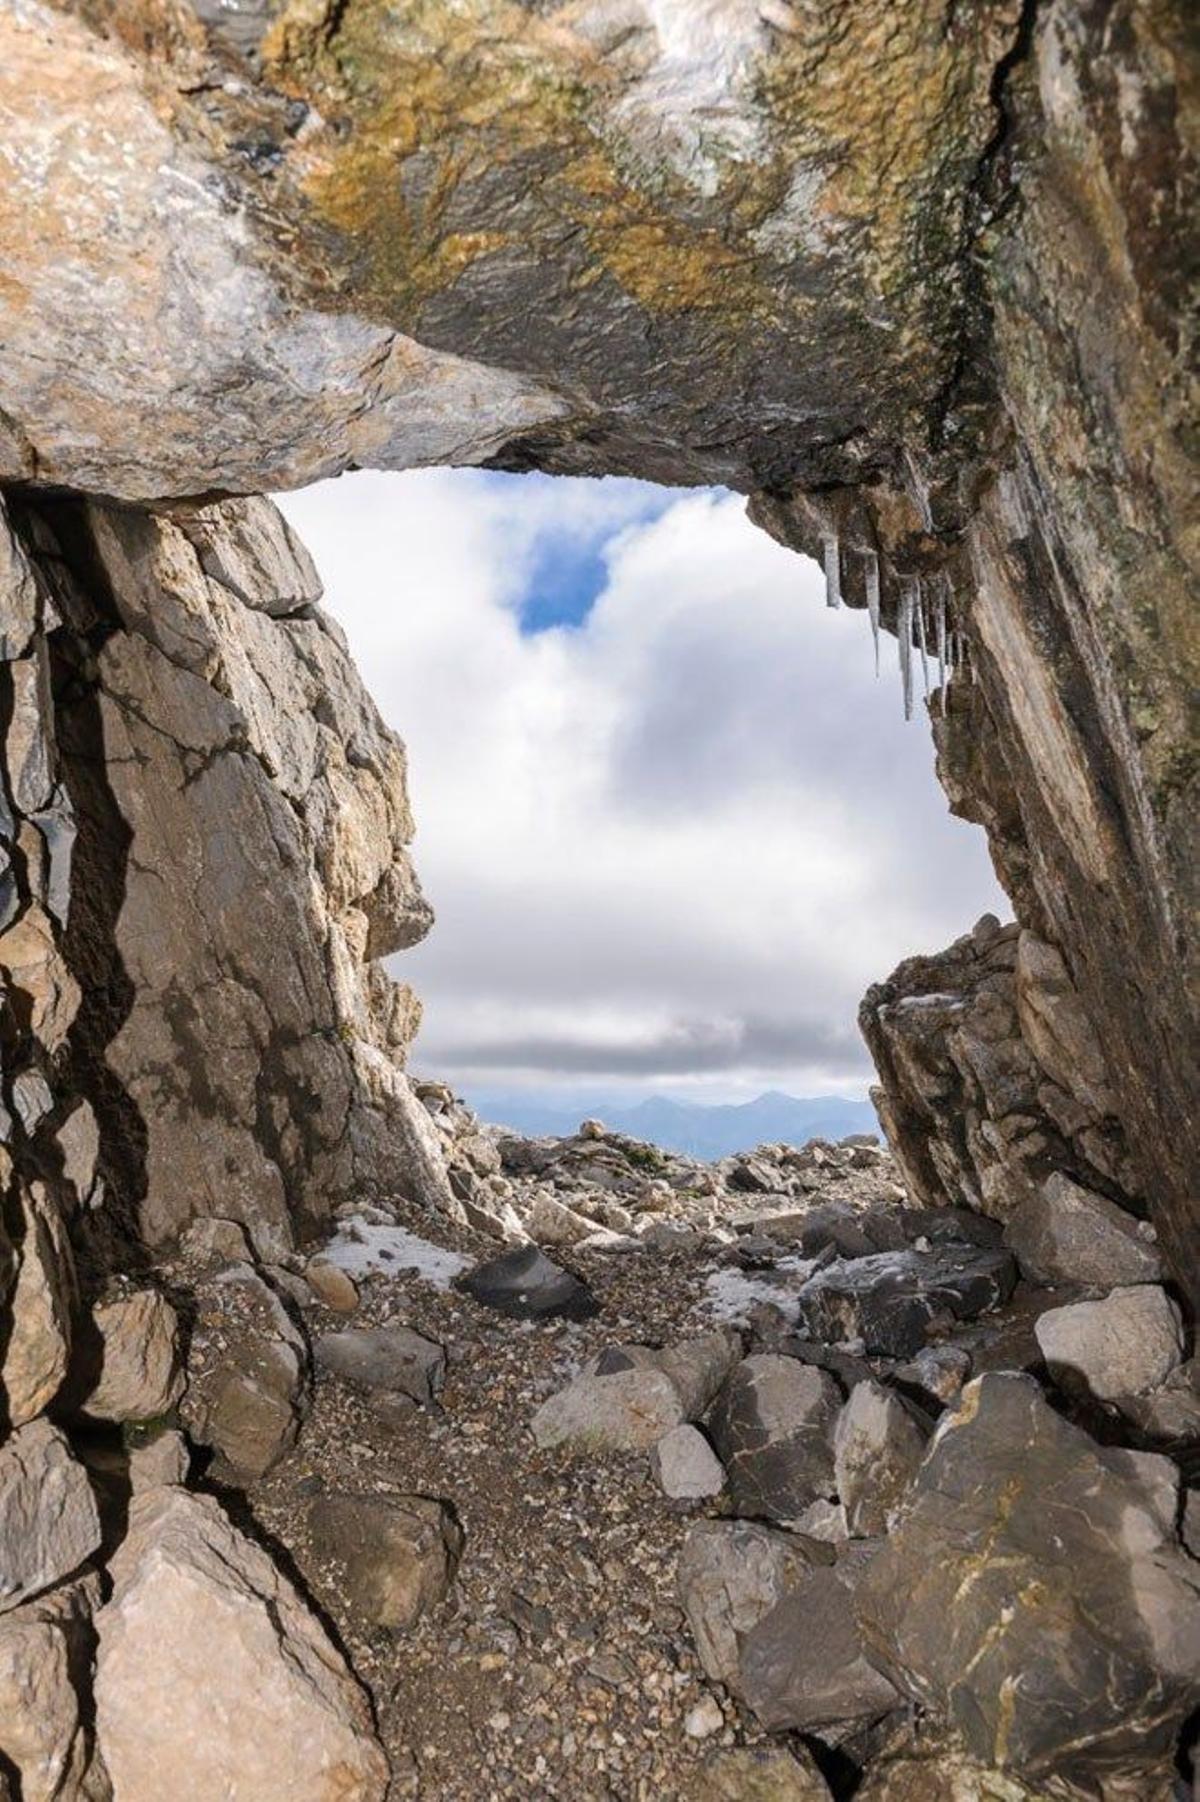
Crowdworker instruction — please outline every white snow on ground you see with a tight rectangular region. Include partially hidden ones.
[700,1256,814,1324]
[321,1219,471,1289]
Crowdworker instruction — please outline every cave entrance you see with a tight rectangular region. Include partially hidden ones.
[276,468,1004,1147]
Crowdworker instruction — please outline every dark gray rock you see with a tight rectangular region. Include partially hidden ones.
[708,1355,840,1524]
[459,1245,597,1321]
[899,1207,1005,1250]
[794,1246,1018,1358]
[740,1544,901,1734]
[677,1519,829,1690]
[856,1373,1200,1784]
[314,1325,446,1404]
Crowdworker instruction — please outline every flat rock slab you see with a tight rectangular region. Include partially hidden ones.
[794,1246,1018,1358]
[1005,1173,1160,1288]
[315,1325,446,1404]
[856,1372,1200,1783]
[459,1245,597,1321]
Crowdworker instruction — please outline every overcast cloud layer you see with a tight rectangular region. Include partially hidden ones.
[278,472,1006,1102]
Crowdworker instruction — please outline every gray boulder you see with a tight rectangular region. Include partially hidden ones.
[739,1543,901,1734]
[1034,1284,1185,1400]
[856,1373,1200,1783]
[677,1518,826,1690]
[652,1425,725,1501]
[794,1246,1017,1358]
[708,1354,840,1523]
[459,1245,596,1320]
[1005,1173,1160,1287]
[532,1366,684,1453]
[833,1381,928,1536]
[314,1322,445,1405]
[0,1422,100,1614]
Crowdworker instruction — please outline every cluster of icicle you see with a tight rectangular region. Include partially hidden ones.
[821,533,970,720]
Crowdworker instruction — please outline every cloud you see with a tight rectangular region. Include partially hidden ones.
[277,470,1005,1099]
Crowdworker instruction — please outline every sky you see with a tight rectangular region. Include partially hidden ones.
[277,471,1006,1107]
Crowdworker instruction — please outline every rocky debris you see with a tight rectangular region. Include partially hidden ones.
[2,1177,74,1426]
[708,1355,840,1523]
[652,1426,726,1502]
[460,1244,597,1321]
[94,1488,387,1801]
[0,1575,108,1802]
[677,1519,826,1692]
[693,1746,832,1800]
[82,1288,184,1423]
[180,1264,309,1477]
[794,1245,1018,1358]
[833,1381,928,1536]
[127,1429,190,1493]
[315,1323,446,1406]
[857,1374,1200,1784]
[1034,1285,1186,1400]
[307,1492,462,1631]
[303,1259,359,1313]
[739,1545,901,1735]
[0,1422,100,1614]
[1004,1172,1160,1288]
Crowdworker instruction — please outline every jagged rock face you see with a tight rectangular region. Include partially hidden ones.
[0,0,1192,1298]
[0,490,451,1256]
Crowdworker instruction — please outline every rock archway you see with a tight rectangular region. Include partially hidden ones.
[0,1,1195,1797]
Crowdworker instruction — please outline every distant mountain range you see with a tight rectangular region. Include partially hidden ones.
[462,1089,879,1160]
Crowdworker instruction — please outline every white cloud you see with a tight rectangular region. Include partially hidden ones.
[277,471,1006,1100]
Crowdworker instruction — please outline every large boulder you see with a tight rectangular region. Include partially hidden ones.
[314,1323,446,1406]
[94,1488,388,1801]
[677,1519,824,1692]
[459,1245,596,1321]
[707,1355,840,1522]
[856,1373,1200,1783]
[692,1746,832,1800]
[532,1332,741,1455]
[1004,1173,1160,1288]
[1034,1285,1185,1400]
[832,1381,928,1537]
[0,1576,109,1802]
[0,1421,100,1614]
[794,1247,1017,1359]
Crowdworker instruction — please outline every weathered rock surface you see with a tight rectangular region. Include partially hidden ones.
[0,1422,100,1614]
[833,1381,928,1536]
[857,1374,1200,1783]
[853,1729,1046,1801]
[677,1519,824,1694]
[1005,1173,1160,1289]
[739,1545,901,1734]
[1034,1285,1186,1401]
[794,1245,1017,1359]
[83,1288,184,1423]
[94,1488,388,1802]
[0,1575,108,1802]
[532,1366,686,1455]
[307,1492,462,1632]
[652,1426,726,1502]
[461,1245,597,1321]
[2,1178,74,1427]
[181,1265,310,1476]
[315,1323,446,1406]
[708,1355,840,1523]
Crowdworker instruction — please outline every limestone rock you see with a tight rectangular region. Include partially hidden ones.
[0,1421,100,1614]
[677,1519,824,1692]
[94,1488,388,1801]
[303,1259,359,1314]
[691,1746,832,1801]
[532,1367,685,1454]
[527,1191,597,1248]
[856,1373,1200,1782]
[83,1288,184,1423]
[181,1266,309,1476]
[307,1492,462,1631]
[460,1245,597,1321]
[2,1180,73,1426]
[739,1545,901,1734]
[794,1246,1017,1359]
[833,1381,928,1536]
[0,1576,108,1802]
[1005,1173,1160,1288]
[315,1324,445,1405]
[707,1355,841,1522]
[652,1426,725,1502]
[1034,1285,1185,1400]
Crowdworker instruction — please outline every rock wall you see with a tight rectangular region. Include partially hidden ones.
[0,490,455,1297]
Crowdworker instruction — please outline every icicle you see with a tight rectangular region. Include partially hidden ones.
[898,583,914,720]
[935,583,948,715]
[915,578,930,697]
[822,533,841,608]
[865,549,881,675]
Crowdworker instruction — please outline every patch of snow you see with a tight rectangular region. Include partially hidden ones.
[699,1255,815,1324]
[320,1218,470,1289]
